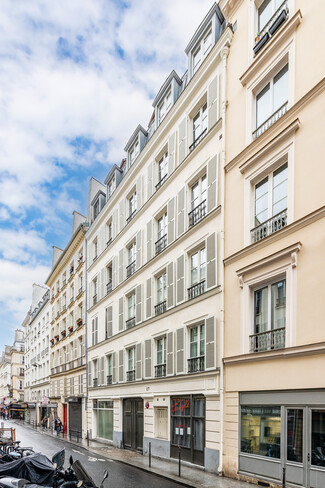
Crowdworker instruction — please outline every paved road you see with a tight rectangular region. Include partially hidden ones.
[5,421,186,488]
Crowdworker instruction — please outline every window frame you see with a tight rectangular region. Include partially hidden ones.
[192,26,213,75]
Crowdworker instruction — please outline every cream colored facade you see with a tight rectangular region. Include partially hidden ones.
[220,0,325,486]
[0,347,12,407]
[85,4,231,473]
[9,330,25,413]
[46,211,87,435]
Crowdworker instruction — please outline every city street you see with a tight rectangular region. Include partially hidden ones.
[6,421,186,488]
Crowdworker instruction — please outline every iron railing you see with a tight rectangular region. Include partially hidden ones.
[250,327,286,353]
[188,356,205,373]
[155,174,168,191]
[93,294,97,305]
[188,280,206,300]
[126,260,136,278]
[189,128,207,152]
[155,364,166,378]
[251,209,287,242]
[106,281,112,294]
[189,199,206,227]
[253,102,288,139]
[127,210,137,224]
[107,375,112,385]
[93,378,98,387]
[126,370,135,382]
[126,316,136,329]
[155,300,167,316]
[155,234,167,254]
[255,0,288,43]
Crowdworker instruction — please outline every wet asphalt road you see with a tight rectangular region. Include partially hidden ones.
[5,421,187,488]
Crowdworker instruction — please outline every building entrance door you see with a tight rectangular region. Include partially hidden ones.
[63,404,67,434]
[123,398,143,452]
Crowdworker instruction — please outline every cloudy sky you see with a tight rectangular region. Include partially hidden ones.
[0,0,215,350]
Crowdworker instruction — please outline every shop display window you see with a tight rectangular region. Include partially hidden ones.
[241,406,281,458]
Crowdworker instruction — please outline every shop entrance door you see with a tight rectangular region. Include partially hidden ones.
[123,398,143,452]
[63,404,67,434]
[308,409,325,488]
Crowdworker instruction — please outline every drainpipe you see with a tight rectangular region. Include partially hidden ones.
[81,223,89,438]
[218,43,230,477]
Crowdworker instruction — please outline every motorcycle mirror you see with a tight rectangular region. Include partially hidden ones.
[77,482,83,487]
[100,470,108,487]
[53,462,57,469]
[69,455,74,466]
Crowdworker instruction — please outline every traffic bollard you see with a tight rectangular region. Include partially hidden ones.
[178,446,181,477]
[149,442,151,468]
[282,467,286,488]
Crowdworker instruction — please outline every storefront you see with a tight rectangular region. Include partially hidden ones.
[25,403,36,424]
[239,390,325,488]
[9,403,26,420]
[93,400,114,441]
[67,397,82,436]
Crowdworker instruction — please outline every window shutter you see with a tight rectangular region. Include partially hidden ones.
[118,249,124,284]
[178,117,187,164]
[118,350,124,383]
[176,255,185,304]
[112,352,116,383]
[205,317,216,370]
[87,243,90,272]
[88,362,92,387]
[168,132,176,175]
[177,187,186,237]
[119,199,125,232]
[206,233,217,289]
[144,339,152,379]
[118,297,124,331]
[166,331,174,376]
[136,230,142,269]
[137,174,142,209]
[136,284,142,323]
[136,343,142,380]
[207,154,218,212]
[112,256,117,288]
[100,356,104,385]
[95,317,98,344]
[87,283,91,310]
[100,268,105,300]
[147,161,154,199]
[207,74,219,130]
[107,305,113,337]
[113,209,118,238]
[167,262,174,309]
[146,278,152,319]
[100,226,105,255]
[146,219,153,262]
[167,197,175,245]
[176,328,185,374]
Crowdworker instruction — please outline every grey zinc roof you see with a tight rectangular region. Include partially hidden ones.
[124,124,148,152]
[184,2,225,54]
[152,70,182,108]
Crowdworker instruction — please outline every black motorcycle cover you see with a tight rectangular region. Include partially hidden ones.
[0,454,55,485]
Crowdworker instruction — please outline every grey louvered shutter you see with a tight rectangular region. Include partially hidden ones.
[136,343,142,380]
[146,278,152,319]
[113,209,118,237]
[206,233,216,289]
[87,283,91,310]
[137,174,142,209]
[88,362,92,387]
[112,352,116,383]
[106,305,113,338]
[118,350,124,382]
[207,75,219,130]
[100,226,105,255]
[167,262,174,309]
[205,317,216,370]
[144,339,152,379]
[146,219,153,262]
[167,197,175,245]
[168,132,176,174]
[136,284,142,323]
[178,117,187,164]
[207,155,218,212]
[176,328,185,374]
[136,230,142,269]
[147,161,154,199]
[119,199,125,232]
[176,255,185,304]
[99,356,104,385]
[166,331,174,376]
[112,256,117,288]
[177,187,186,237]
[118,297,124,331]
[100,268,105,299]
[118,249,124,284]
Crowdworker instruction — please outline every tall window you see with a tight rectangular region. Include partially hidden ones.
[258,0,285,33]
[91,317,98,346]
[189,247,206,299]
[93,199,100,220]
[188,325,205,372]
[155,337,167,378]
[107,176,115,198]
[130,140,139,165]
[158,90,172,123]
[126,242,136,278]
[192,28,212,74]
[156,213,167,254]
[192,104,208,149]
[107,355,112,384]
[189,174,207,226]
[106,264,112,294]
[92,278,97,305]
[126,293,136,329]
[157,152,168,188]
[155,273,167,316]
[127,348,135,381]
[93,238,98,261]
[106,221,112,245]
[128,192,137,222]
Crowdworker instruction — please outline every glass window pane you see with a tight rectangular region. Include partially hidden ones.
[191,182,199,208]
[273,64,288,111]
[98,409,113,440]
[271,280,286,329]
[287,409,303,463]
[254,287,268,333]
[258,0,272,31]
[311,410,325,467]
[193,47,201,73]
[241,406,281,458]
[272,164,288,215]
[203,30,212,54]
[256,83,270,127]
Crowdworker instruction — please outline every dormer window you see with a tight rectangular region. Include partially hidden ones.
[129,140,139,166]
[93,199,100,220]
[107,176,115,199]
[193,27,212,74]
[158,89,172,124]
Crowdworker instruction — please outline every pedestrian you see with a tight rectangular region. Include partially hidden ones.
[55,417,62,435]
[42,416,48,431]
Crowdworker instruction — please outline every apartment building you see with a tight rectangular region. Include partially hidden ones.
[0,347,12,411]
[46,211,87,435]
[220,0,325,486]
[85,4,232,473]
[8,330,25,419]
[24,284,51,425]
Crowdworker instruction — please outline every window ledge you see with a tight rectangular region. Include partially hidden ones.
[240,10,302,87]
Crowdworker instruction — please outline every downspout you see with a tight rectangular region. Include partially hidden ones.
[218,42,230,477]
[81,224,89,439]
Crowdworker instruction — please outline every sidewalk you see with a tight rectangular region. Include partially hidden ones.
[12,420,251,488]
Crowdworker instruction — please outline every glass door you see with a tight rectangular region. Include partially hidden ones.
[285,408,305,486]
[309,409,325,488]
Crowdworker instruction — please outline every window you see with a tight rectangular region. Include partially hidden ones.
[91,318,98,346]
[251,279,286,352]
[129,140,139,166]
[155,337,166,378]
[94,400,114,440]
[156,152,168,190]
[93,238,98,261]
[192,28,213,74]
[188,324,205,372]
[188,247,206,299]
[126,242,136,278]
[127,192,137,223]
[189,175,207,227]
[106,221,112,245]
[190,104,208,151]
[158,90,172,124]
[93,199,100,220]
[127,348,135,381]
[254,64,288,138]
[70,284,74,303]
[241,406,281,458]
[106,264,112,294]
[106,355,113,384]
[155,273,167,316]
[92,278,98,305]
[126,293,136,329]
[107,176,115,199]
[252,163,288,242]
[78,274,83,294]
[256,0,288,47]
[156,213,167,254]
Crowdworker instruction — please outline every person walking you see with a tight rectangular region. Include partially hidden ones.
[55,417,62,435]
[42,416,48,431]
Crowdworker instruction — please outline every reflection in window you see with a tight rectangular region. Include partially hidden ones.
[241,406,281,458]
[312,410,325,467]
[287,409,303,463]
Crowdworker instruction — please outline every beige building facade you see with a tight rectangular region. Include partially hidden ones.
[220,0,325,486]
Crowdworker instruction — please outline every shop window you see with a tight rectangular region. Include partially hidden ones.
[287,409,303,463]
[241,406,281,458]
[311,410,325,467]
[93,400,113,441]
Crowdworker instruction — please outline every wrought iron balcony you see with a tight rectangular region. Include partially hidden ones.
[189,128,207,152]
[189,199,206,227]
[93,378,98,387]
[254,0,288,53]
[127,210,137,224]
[188,356,205,373]
[155,364,166,378]
[155,300,167,316]
[188,280,205,300]
[126,370,135,382]
[155,174,168,191]
[106,237,112,247]
[93,294,97,306]
[126,316,136,329]
[155,234,167,255]
[126,260,136,278]
[107,375,112,385]
[106,281,112,295]
[253,102,288,139]
[250,327,286,353]
[251,209,287,243]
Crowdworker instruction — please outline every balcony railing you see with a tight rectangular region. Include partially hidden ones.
[93,294,97,306]
[189,199,206,227]
[155,174,168,191]
[189,128,207,152]
[188,280,206,300]
[126,260,136,278]
[253,102,288,139]
[107,375,112,385]
[188,356,205,373]
[255,0,288,49]
[251,209,287,243]
[127,210,137,224]
[155,234,167,255]
[126,370,135,382]
[106,281,112,295]
[249,327,286,353]
[155,300,167,316]
[155,364,166,378]
[126,317,136,329]
[93,378,98,387]
[106,237,112,247]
